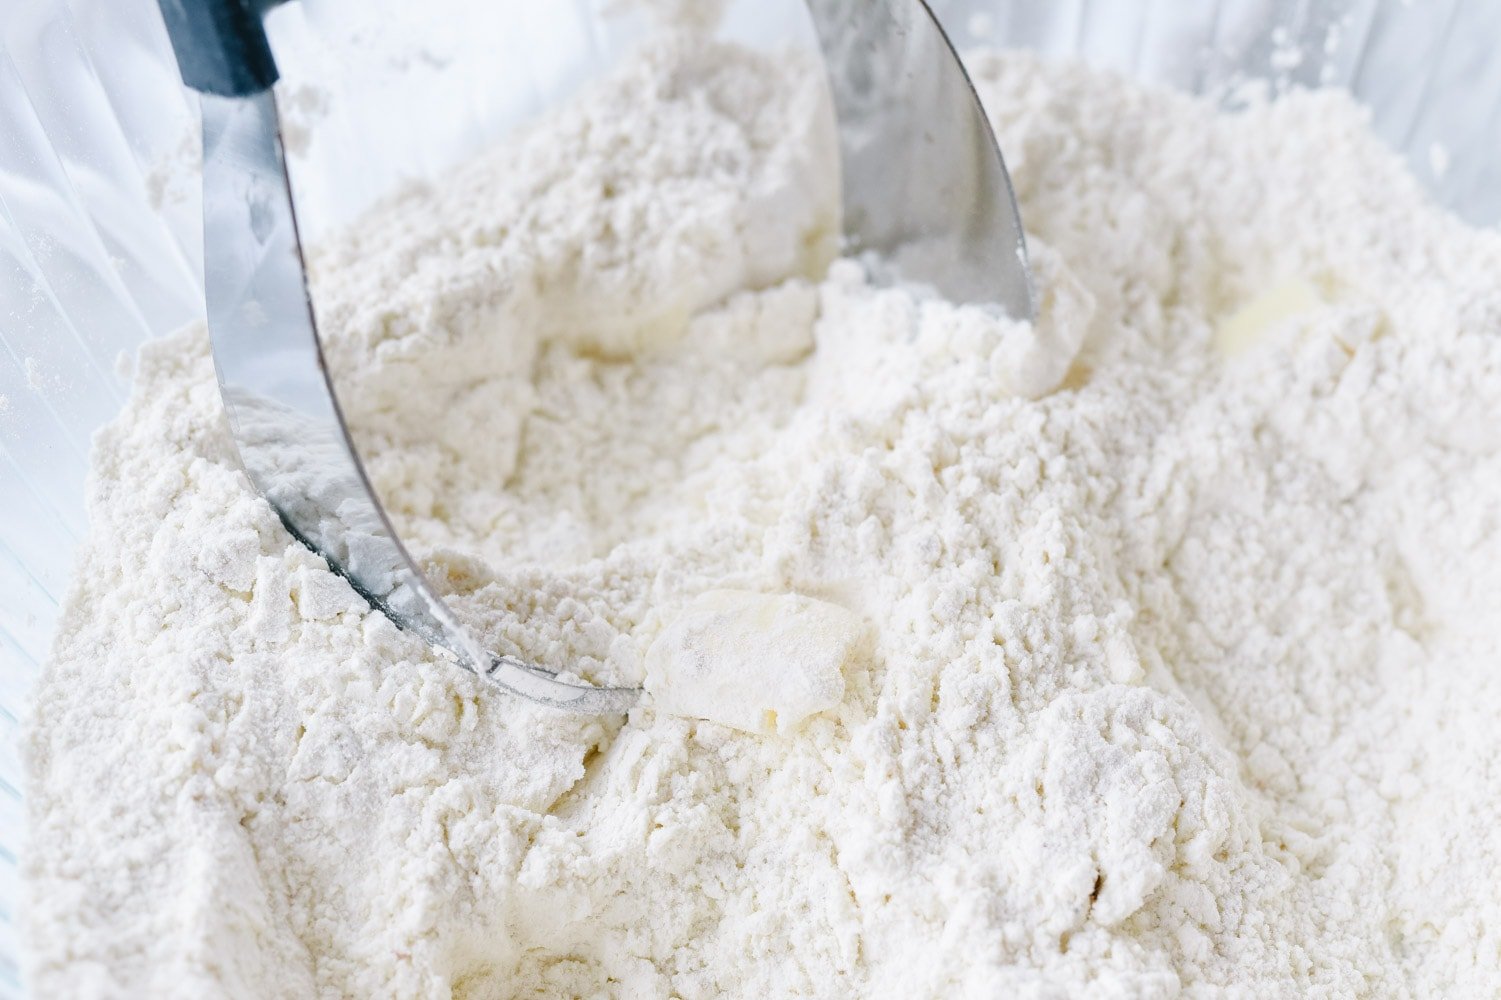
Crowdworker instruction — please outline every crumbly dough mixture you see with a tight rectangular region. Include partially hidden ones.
[24,29,1501,1000]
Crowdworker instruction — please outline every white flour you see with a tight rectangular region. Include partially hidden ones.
[23,30,1501,1000]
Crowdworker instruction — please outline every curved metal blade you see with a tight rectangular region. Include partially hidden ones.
[199,90,638,714]
[806,0,1034,318]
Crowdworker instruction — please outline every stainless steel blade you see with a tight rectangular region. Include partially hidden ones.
[200,89,640,714]
[806,0,1033,317]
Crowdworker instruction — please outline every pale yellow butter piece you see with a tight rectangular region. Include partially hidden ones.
[1214,276,1324,356]
[644,590,864,735]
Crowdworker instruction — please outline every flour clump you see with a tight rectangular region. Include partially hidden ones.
[21,27,1501,1000]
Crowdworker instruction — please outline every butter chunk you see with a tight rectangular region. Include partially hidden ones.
[644,590,864,735]
[1215,276,1324,356]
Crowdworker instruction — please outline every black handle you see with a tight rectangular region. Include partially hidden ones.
[155,0,288,97]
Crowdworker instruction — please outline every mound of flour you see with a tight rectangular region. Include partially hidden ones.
[23,28,1501,1000]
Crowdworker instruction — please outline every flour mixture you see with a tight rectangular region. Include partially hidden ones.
[23,23,1501,1000]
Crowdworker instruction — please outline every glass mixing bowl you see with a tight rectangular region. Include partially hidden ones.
[0,0,1495,991]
